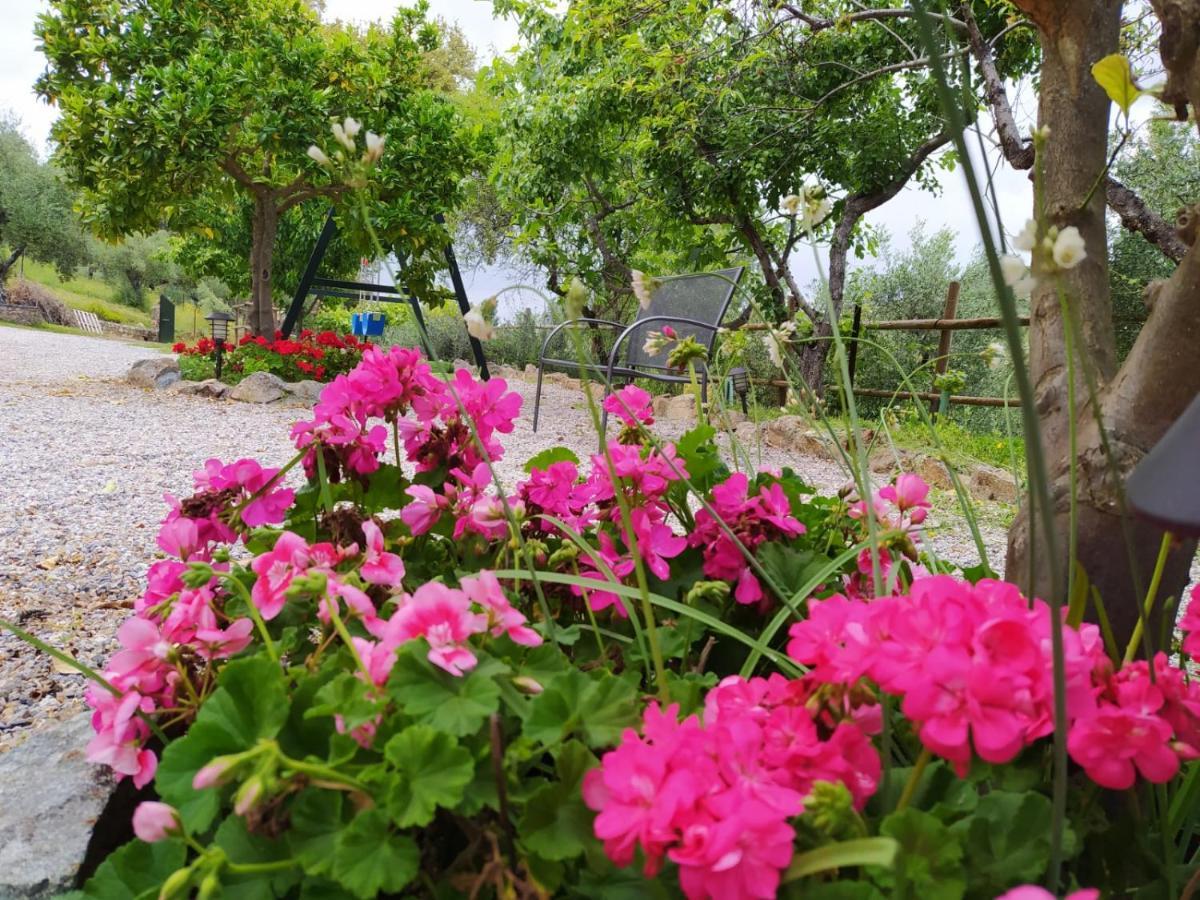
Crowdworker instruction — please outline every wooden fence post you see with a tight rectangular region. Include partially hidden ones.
[847,302,863,390]
[931,281,960,418]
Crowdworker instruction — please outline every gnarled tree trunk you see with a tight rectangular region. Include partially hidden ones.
[1005,0,1200,645]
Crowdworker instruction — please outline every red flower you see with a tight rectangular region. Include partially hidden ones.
[171,342,186,353]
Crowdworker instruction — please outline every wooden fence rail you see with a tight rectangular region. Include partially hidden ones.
[745,281,1028,412]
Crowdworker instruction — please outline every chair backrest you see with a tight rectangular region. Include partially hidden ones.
[624,266,744,370]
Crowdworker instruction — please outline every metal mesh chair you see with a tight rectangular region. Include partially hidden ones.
[532,266,745,432]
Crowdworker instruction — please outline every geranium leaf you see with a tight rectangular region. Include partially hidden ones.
[518,740,599,861]
[387,643,501,736]
[287,790,347,877]
[875,808,966,900]
[950,791,1070,895]
[73,840,185,899]
[383,725,475,826]
[195,654,290,747]
[525,668,639,747]
[524,445,580,473]
[330,809,419,899]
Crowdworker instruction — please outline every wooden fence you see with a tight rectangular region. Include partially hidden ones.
[748,281,1030,411]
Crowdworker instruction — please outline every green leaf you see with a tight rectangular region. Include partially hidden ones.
[1092,54,1142,115]
[518,740,599,860]
[331,809,420,899]
[387,643,501,736]
[950,791,1065,895]
[783,837,898,882]
[215,815,299,899]
[74,840,186,900]
[526,668,640,747]
[197,654,290,747]
[525,445,580,473]
[157,654,290,831]
[383,725,475,826]
[876,808,966,900]
[673,423,726,491]
[756,543,819,599]
[288,790,347,877]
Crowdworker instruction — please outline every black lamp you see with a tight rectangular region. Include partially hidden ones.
[205,310,235,380]
[1126,393,1200,537]
[730,367,751,414]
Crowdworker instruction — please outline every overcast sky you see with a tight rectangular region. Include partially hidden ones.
[0,0,1035,312]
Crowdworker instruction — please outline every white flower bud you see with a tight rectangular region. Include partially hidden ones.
[1052,226,1087,270]
[307,145,331,167]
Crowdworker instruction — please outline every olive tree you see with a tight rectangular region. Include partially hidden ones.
[0,116,88,285]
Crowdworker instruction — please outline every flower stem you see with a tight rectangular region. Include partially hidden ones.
[1122,531,1173,666]
[895,747,932,813]
[221,574,278,664]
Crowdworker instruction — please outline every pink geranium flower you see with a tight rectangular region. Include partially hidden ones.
[250,531,312,620]
[385,582,488,676]
[603,384,655,429]
[460,571,542,646]
[359,520,405,587]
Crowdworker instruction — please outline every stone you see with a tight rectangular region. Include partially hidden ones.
[868,446,917,475]
[915,454,955,491]
[652,396,670,418]
[229,371,287,404]
[523,364,539,380]
[543,372,571,388]
[0,713,116,898]
[663,393,698,423]
[167,378,228,399]
[125,357,180,390]
[792,429,831,460]
[762,414,802,450]
[734,421,762,445]
[968,462,1019,504]
[711,408,748,428]
[283,379,324,405]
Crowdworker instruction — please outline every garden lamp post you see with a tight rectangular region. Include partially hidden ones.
[205,310,235,381]
[730,367,751,414]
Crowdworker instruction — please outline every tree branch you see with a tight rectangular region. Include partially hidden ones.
[777,6,966,34]
[1105,175,1189,262]
[276,183,345,214]
[220,156,260,190]
[962,5,1035,170]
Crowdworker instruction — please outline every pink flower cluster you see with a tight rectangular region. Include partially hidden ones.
[290,347,521,484]
[788,574,1200,790]
[583,675,879,900]
[1068,652,1200,789]
[689,472,806,608]
[603,384,655,437]
[843,473,931,599]
[788,576,1106,775]
[88,457,286,787]
[1178,583,1200,659]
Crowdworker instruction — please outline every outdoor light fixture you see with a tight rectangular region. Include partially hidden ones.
[205,310,235,381]
[730,366,751,414]
[1126,392,1200,537]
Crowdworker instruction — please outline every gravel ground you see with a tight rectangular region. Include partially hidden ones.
[0,325,1189,754]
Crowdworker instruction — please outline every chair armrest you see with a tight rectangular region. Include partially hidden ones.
[539,318,627,362]
[604,316,723,378]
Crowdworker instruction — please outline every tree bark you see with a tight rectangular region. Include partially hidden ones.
[1005,0,1200,646]
[0,245,25,283]
[249,194,279,337]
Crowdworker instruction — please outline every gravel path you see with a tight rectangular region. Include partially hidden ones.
[0,325,1186,753]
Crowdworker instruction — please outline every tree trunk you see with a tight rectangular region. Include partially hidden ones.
[1005,0,1200,647]
[0,245,25,283]
[796,324,832,400]
[249,195,279,337]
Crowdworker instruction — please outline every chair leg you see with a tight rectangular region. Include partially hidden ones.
[533,365,545,433]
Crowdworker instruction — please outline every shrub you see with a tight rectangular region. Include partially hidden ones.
[11,350,1198,898]
[172,330,372,384]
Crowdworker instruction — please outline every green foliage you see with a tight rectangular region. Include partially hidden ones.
[0,115,89,282]
[1108,120,1195,359]
[94,231,176,308]
[36,0,477,325]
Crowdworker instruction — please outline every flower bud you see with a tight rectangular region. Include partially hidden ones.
[132,801,181,843]
[512,675,544,695]
[307,145,331,168]
[192,755,237,790]
[158,866,194,900]
[233,774,265,816]
[197,872,222,900]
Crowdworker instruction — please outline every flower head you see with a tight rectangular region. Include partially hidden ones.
[132,801,181,843]
[1052,226,1087,269]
